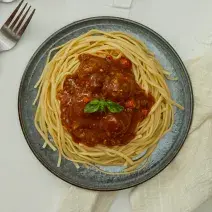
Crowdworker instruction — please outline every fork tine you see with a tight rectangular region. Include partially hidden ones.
[17,9,35,37]
[14,5,31,33]
[4,0,24,27]
[10,3,28,30]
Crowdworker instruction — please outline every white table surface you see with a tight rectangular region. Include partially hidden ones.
[0,0,212,212]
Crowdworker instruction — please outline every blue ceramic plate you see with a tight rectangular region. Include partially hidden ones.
[18,17,193,191]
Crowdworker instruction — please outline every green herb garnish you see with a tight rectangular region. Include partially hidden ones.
[84,99,124,113]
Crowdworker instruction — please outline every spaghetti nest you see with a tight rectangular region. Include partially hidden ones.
[34,29,183,173]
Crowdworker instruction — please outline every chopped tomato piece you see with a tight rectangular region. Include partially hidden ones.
[106,55,113,62]
[120,57,132,69]
[83,97,91,103]
[125,99,136,108]
[141,109,148,116]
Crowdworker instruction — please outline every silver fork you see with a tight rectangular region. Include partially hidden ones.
[0,0,35,52]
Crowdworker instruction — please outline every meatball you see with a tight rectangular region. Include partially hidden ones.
[87,73,104,92]
[62,76,77,94]
[72,128,97,146]
[100,112,131,136]
[78,54,109,78]
[102,72,135,100]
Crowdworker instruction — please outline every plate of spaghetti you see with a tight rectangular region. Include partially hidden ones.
[18,17,193,190]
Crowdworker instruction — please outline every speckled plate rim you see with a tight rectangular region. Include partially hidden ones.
[18,16,194,191]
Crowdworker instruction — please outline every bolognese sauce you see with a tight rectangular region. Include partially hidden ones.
[57,54,155,147]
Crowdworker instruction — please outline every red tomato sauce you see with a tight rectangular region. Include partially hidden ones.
[57,54,155,147]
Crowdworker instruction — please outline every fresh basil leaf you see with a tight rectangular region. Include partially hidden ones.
[99,100,106,112]
[106,100,124,113]
[89,99,100,104]
[84,99,100,113]
[84,99,124,113]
